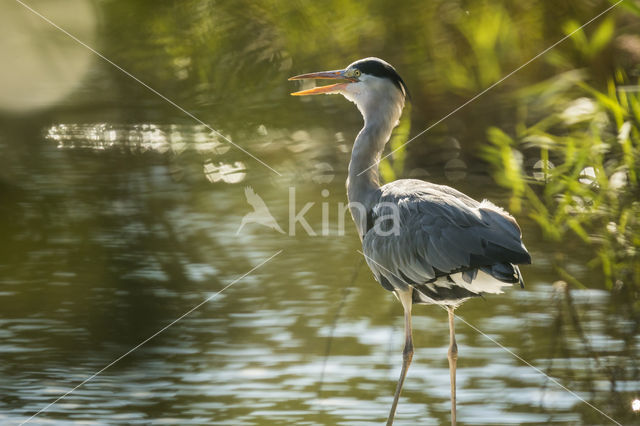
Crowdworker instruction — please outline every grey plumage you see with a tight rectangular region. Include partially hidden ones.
[290,57,530,426]
[363,180,530,306]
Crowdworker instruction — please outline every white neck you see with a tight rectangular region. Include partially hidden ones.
[346,88,404,237]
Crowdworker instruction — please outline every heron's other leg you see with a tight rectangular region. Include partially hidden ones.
[447,307,458,426]
[387,287,413,426]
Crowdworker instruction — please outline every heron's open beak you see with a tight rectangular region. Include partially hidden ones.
[288,69,354,96]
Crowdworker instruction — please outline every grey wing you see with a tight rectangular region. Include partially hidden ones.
[362,180,530,304]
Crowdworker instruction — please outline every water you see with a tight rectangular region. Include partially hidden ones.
[1,0,638,424]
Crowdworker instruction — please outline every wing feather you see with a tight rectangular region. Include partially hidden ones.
[362,179,530,302]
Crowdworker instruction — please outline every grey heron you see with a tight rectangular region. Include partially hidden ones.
[289,58,531,425]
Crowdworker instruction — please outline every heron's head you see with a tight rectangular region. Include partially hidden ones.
[289,57,407,122]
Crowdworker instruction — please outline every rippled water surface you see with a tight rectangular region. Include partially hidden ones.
[1,1,639,425]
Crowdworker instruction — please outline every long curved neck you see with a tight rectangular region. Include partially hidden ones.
[347,94,404,236]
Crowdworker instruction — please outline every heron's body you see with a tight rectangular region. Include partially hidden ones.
[290,57,530,425]
[363,180,528,305]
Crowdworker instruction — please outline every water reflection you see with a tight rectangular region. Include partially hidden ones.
[4,282,623,424]
[47,123,232,157]
[0,125,565,422]
[1,190,635,421]
[203,161,246,183]
[3,126,637,424]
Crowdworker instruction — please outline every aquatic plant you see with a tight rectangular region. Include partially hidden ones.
[484,69,639,292]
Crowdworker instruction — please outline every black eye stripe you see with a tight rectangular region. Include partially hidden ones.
[350,58,408,96]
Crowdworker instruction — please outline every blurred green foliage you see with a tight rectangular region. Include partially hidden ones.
[483,12,640,292]
[100,1,599,125]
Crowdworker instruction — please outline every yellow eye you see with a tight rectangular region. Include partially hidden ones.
[354,69,361,77]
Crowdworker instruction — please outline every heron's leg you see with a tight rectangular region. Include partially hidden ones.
[447,307,458,426]
[387,287,413,426]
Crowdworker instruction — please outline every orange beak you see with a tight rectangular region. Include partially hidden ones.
[288,69,354,96]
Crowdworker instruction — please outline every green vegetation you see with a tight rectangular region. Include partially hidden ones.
[482,13,640,294]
